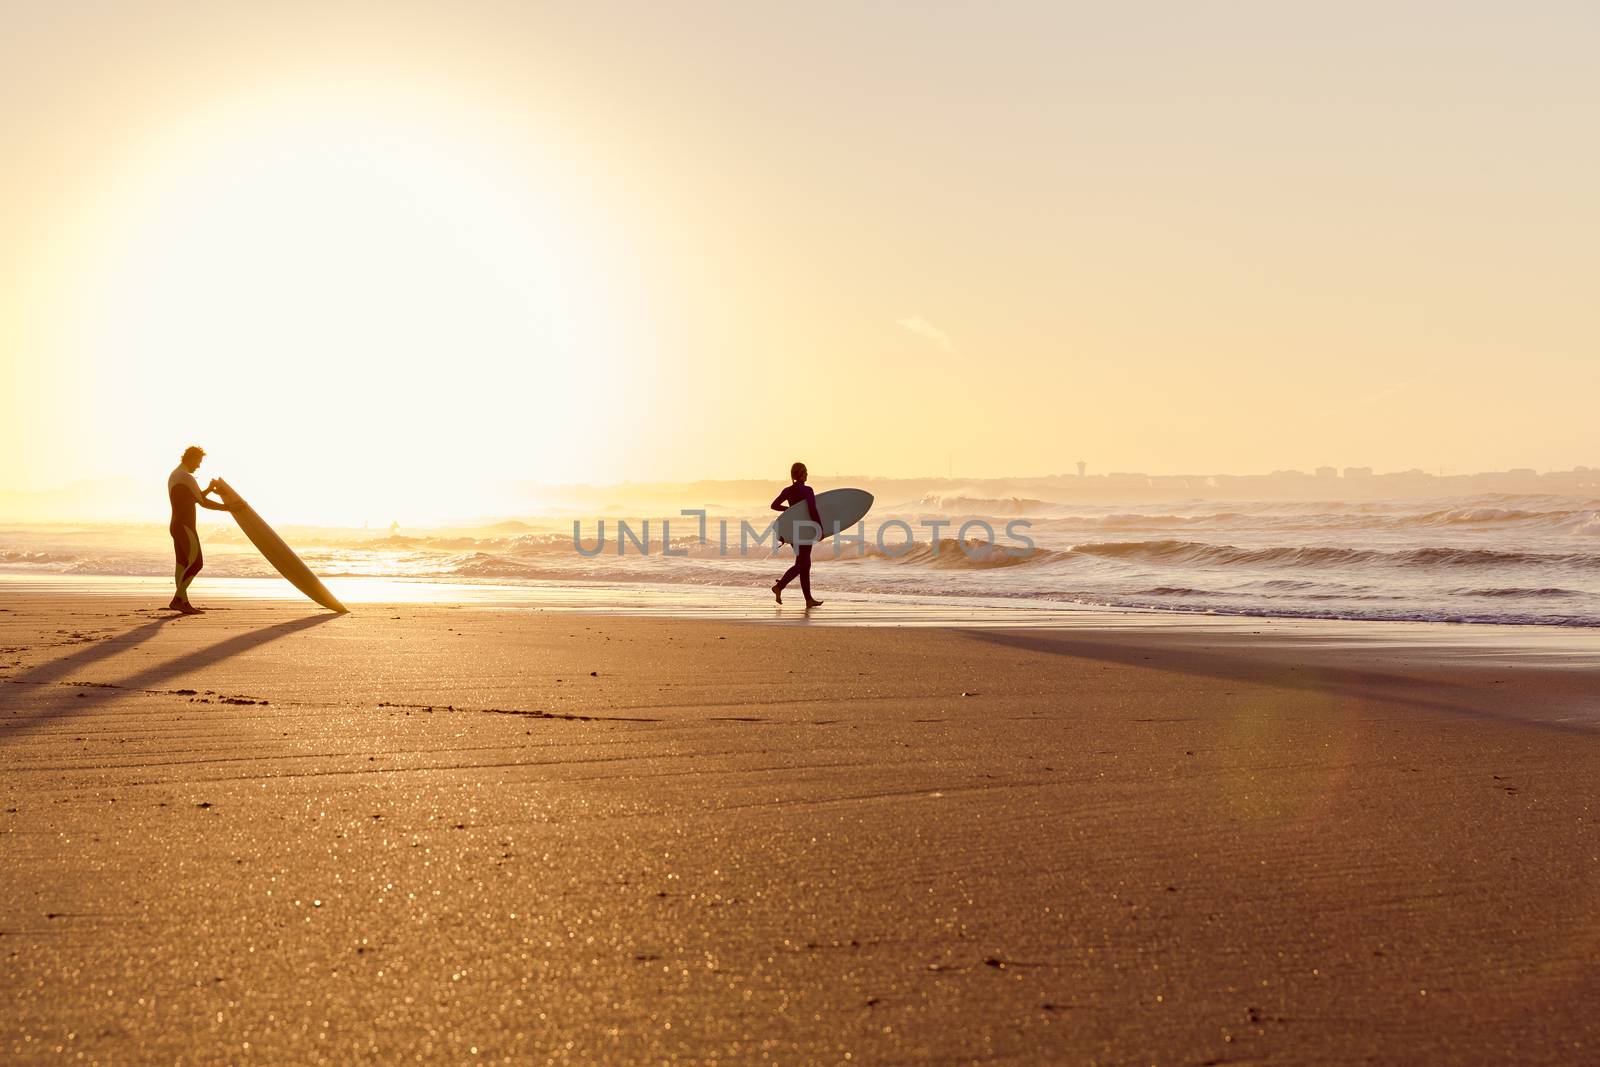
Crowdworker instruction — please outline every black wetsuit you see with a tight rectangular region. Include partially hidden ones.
[771,483,823,603]
[168,468,204,598]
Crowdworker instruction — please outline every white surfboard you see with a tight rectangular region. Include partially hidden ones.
[773,487,874,547]
[212,478,348,614]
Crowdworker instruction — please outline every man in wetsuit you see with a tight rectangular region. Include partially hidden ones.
[770,461,825,608]
[167,446,234,613]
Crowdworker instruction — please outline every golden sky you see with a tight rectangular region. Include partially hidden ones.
[3,2,1596,519]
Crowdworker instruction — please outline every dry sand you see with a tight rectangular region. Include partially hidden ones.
[2,592,1599,1064]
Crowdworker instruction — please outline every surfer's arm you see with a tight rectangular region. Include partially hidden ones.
[770,490,790,513]
[182,483,232,511]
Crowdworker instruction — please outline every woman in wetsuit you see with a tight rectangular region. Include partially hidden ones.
[770,461,824,608]
[167,445,234,613]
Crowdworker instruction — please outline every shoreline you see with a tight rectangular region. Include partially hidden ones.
[6,573,1600,655]
[9,487,1600,631]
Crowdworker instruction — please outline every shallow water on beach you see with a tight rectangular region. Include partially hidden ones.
[5,572,1600,668]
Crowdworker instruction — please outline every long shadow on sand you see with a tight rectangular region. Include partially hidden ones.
[1,613,182,691]
[961,628,1599,735]
[0,613,337,742]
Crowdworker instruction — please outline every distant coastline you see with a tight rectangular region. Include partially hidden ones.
[7,466,1598,525]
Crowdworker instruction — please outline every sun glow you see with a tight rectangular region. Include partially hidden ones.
[58,83,653,524]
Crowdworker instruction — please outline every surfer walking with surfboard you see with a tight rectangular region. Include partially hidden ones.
[166,445,235,614]
[770,461,825,608]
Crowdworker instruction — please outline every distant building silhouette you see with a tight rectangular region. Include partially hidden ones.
[1343,466,1373,478]
[1077,460,1086,478]
[1316,466,1338,479]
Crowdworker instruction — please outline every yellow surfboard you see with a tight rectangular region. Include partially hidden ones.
[212,478,348,613]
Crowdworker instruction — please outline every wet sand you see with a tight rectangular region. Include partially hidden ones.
[2,592,1599,1064]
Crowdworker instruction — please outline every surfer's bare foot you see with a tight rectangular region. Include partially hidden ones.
[771,582,783,605]
[163,598,184,611]
[804,599,824,609]
[177,601,203,615]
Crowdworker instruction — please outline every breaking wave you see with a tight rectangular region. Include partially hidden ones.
[6,490,1600,627]
[1070,539,1600,570]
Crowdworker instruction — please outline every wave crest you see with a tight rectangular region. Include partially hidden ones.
[1070,539,1600,570]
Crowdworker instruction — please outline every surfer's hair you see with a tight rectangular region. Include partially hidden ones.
[182,445,205,464]
[790,461,807,481]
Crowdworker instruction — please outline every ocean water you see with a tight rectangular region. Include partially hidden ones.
[4,493,1599,627]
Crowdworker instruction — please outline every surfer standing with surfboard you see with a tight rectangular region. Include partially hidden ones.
[166,445,235,614]
[770,461,824,608]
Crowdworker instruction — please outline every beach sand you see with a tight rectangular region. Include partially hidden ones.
[2,592,1599,1064]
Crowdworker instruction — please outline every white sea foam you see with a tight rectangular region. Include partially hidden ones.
[5,493,1599,626]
